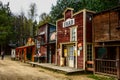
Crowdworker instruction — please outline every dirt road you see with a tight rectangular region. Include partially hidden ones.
[0,56,93,80]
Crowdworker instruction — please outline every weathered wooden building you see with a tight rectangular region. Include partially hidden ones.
[15,38,35,62]
[56,8,95,70]
[93,6,120,79]
[37,23,56,63]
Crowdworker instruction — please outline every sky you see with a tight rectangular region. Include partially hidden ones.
[1,0,57,21]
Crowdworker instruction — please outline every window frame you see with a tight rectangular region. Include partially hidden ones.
[70,26,77,42]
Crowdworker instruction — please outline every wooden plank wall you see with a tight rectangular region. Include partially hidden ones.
[93,11,120,42]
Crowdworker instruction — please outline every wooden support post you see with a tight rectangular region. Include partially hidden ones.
[32,46,35,62]
[93,45,96,74]
[116,47,120,79]
[24,48,26,62]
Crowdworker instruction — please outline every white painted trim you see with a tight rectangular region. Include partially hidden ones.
[83,9,86,70]
[75,42,78,68]
[60,43,62,66]
[60,42,77,68]
[70,26,77,42]
[55,22,58,65]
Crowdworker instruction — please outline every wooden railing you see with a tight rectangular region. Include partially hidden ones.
[95,59,119,76]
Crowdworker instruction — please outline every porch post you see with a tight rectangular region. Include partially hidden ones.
[93,44,96,74]
[24,48,26,62]
[32,46,35,62]
[116,46,120,79]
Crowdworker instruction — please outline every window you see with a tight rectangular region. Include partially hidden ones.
[49,26,56,42]
[70,27,77,41]
[87,44,92,61]
[40,35,45,45]
[86,43,93,69]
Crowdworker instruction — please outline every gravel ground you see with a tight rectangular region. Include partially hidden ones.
[0,56,94,80]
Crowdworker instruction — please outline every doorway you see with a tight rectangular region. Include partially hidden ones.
[63,44,75,68]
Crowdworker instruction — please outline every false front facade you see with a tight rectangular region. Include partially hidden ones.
[56,8,95,71]
[37,23,56,63]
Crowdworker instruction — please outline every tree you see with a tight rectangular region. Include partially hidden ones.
[50,0,120,24]
[0,1,13,50]
[28,3,37,37]
[28,3,37,21]
[39,13,51,26]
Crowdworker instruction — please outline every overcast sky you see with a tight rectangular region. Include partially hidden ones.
[1,0,57,21]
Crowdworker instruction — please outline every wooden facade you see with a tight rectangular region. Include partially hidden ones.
[16,45,35,62]
[93,6,120,79]
[56,8,95,70]
[15,38,35,62]
[37,23,56,63]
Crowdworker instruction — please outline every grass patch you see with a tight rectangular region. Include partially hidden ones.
[88,74,116,80]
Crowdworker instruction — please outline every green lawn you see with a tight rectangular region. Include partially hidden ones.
[88,74,117,80]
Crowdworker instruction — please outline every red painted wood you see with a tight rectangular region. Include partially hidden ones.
[57,9,93,69]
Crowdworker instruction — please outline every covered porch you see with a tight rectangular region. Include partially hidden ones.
[94,41,120,79]
[15,45,35,62]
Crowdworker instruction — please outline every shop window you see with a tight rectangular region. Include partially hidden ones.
[70,27,77,41]
[40,35,45,45]
[86,44,93,70]
[87,44,93,61]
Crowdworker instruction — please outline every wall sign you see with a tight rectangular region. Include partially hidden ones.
[63,18,75,28]
[50,32,56,41]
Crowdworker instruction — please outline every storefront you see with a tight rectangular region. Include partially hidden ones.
[56,8,95,70]
[15,38,35,62]
[37,23,56,63]
[60,42,77,67]
[93,6,120,79]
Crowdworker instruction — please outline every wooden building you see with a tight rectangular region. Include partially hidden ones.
[16,45,35,62]
[93,6,120,79]
[56,8,95,71]
[15,38,35,62]
[37,23,56,63]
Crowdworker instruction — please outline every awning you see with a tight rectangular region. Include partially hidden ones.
[39,32,45,35]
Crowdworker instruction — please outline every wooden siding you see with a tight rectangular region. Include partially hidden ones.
[65,10,72,20]
[93,11,120,42]
[74,13,84,68]
[38,24,47,58]
[38,23,56,63]
[57,12,84,68]
[40,46,46,56]
[57,8,93,69]
[86,12,93,42]
[38,24,47,42]
[93,7,120,79]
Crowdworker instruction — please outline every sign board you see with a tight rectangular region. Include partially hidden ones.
[11,49,16,58]
[63,18,75,28]
[50,32,56,41]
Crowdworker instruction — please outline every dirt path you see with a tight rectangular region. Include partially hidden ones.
[0,56,93,80]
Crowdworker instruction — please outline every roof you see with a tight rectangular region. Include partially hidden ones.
[94,5,120,15]
[62,8,74,15]
[38,23,56,28]
[16,45,35,49]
